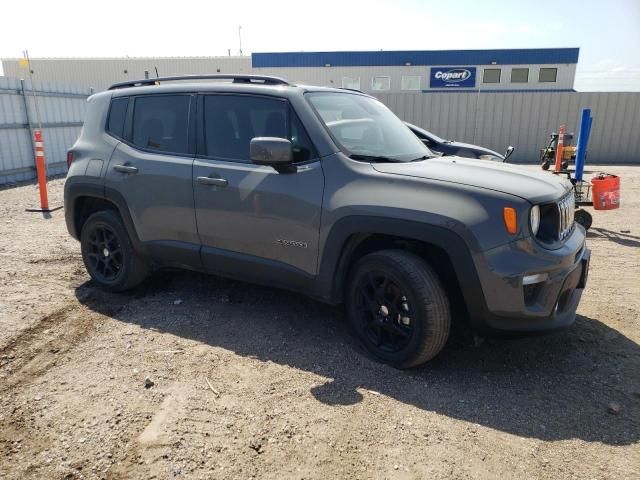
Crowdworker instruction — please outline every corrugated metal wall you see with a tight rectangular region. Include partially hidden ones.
[0,77,90,186]
[375,91,640,164]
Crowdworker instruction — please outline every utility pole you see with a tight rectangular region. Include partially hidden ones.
[238,25,243,56]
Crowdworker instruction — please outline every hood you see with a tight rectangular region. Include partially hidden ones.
[372,156,572,204]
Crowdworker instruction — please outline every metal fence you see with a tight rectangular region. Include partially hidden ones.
[1,80,638,187]
[375,91,640,164]
[0,77,90,186]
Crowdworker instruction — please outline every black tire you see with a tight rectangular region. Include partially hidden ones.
[574,209,593,230]
[346,250,451,369]
[80,210,148,292]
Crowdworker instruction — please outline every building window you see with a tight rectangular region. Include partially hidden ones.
[342,77,361,90]
[511,68,529,83]
[401,75,422,91]
[483,68,501,84]
[539,68,558,83]
[371,76,391,91]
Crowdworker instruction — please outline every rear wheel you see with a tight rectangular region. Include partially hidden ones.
[346,250,451,368]
[80,210,148,291]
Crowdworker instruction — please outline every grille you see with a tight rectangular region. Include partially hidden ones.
[557,192,575,241]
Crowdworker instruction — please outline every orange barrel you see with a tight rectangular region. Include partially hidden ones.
[591,173,620,210]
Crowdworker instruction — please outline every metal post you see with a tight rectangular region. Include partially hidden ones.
[574,109,590,181]
[473,78,482,144]
[24,50,42,130]
[19,78,36,162]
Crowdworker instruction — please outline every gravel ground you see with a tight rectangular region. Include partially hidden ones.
[0,166,638,480]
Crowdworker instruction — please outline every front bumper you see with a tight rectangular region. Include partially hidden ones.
[469,226,590,336]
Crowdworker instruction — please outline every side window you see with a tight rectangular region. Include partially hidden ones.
[131,95,190,155]
[203,95,316,163]
[106,97,128,138]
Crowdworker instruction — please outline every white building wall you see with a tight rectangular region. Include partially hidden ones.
[1,57,252,92]
[254,63,576,92]
[2,57,575,93]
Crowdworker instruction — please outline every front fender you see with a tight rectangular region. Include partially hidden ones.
[313,216,488,321]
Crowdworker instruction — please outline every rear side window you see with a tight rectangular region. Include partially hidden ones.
[132,95,190,155]
[203,95,315,163]
[106,97,128,138]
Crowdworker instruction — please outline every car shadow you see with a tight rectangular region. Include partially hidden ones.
[75,270,639,446]
[587,227,640,247]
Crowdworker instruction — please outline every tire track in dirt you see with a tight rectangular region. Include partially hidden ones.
[0,295,122,391]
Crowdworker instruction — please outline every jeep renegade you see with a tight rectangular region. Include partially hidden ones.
[65,75,590,368]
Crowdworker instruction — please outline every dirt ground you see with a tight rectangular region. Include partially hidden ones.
[0,166,638,480]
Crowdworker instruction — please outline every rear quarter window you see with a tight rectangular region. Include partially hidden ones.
[106,97,128,138]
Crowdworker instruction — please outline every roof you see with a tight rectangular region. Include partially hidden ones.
[252,48,580,68]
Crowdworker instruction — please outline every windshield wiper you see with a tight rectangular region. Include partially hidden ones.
[348,153,398,163]
[410,155,431,162]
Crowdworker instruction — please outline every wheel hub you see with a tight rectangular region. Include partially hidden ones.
[355,272,414,353]
[103,247,110,257]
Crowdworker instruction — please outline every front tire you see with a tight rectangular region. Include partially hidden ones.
[80,210,148,292]
[346,250,451,368]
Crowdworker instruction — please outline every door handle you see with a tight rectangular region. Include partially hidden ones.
[114,164,138,174]
[197,176,228,187]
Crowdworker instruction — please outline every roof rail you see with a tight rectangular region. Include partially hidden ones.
[108,74,291,91]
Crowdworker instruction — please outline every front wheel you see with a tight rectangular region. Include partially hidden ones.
[574,209,593,230]
[346,250,451,368]
[80,210,148,292]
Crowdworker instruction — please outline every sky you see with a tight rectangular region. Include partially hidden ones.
[0,0,638,91]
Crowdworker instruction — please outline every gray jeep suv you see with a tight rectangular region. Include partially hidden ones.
[65,74,590,368]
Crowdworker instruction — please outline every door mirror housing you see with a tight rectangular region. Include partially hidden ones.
[250,137,293,170]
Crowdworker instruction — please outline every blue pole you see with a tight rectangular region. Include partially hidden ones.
[574,108,592,182]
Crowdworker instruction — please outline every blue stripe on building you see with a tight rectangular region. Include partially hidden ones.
[252,48,580,68]
[421,88,577,93]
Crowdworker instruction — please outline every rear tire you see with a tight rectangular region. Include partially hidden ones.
[80,210,148,292]
[346,250,451,368]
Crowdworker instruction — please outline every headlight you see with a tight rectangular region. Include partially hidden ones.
[530,205,540,236]
[478,154,503,162]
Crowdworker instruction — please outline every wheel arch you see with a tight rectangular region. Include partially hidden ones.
[315,216,488,327]
[64,181,143,252]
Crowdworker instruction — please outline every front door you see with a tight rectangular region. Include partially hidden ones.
[193,93,324,288]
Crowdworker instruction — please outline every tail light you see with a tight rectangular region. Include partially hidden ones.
[66,151,75,169]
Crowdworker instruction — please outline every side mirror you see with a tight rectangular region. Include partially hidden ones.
[504,145,515,161]
[250,137,293,171]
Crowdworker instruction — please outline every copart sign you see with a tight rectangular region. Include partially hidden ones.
[430,67,476,88]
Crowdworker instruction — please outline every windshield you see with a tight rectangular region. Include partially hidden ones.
[307,92,432,162]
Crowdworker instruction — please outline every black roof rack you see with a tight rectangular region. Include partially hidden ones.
[108,74,290,91]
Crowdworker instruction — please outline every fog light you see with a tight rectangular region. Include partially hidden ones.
[523,273,549,285]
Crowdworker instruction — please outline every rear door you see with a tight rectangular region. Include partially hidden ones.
[104,94,200,268]
[193,93,324,288]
